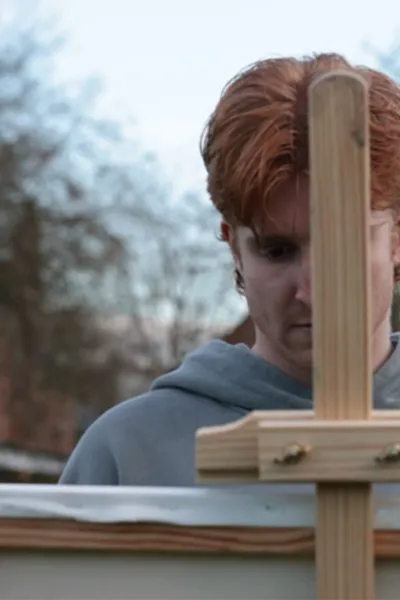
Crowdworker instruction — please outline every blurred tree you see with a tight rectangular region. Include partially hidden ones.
[0,21,240,448]
[0,25,135,444]
[118,193,239,392]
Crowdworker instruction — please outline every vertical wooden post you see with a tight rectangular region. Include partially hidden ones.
[309,72,373,599]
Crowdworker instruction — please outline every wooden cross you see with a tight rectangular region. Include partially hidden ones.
[196,71,400,599]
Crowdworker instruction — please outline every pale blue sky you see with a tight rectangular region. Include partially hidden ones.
[4,0,400,197]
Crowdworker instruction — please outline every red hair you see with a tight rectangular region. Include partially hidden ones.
[201,53,400,229]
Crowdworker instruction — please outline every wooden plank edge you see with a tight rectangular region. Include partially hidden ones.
[0,518,400,557]
[196,410,400,440]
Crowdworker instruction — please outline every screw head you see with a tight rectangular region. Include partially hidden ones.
[375,444,400,464]
[273,443,310,465]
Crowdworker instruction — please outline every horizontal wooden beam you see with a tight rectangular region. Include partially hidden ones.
[1,517,400,558]
[196,412,400,483]
[258,420,400,482]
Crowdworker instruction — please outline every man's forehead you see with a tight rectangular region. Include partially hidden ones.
[254,202,310,236]
[257,176,394,232]
[248,209,392,238]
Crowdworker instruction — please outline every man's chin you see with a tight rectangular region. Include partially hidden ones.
[288,343,313,369]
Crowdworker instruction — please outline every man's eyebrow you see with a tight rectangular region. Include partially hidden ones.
[253,233,297,244]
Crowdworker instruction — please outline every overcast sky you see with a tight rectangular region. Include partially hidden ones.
[3,0,400,198]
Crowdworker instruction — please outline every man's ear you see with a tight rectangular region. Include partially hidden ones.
[221,221,238,257]
[220,220,242,274]
[220,221,232,244]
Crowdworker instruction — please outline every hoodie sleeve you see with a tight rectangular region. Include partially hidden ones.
[58,419,119,485]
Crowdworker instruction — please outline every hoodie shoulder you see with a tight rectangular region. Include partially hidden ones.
[58,406,120,485]
[59,389,182,486]
[59,385,241,487]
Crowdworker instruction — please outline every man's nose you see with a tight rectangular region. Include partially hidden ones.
[294,249,312,305]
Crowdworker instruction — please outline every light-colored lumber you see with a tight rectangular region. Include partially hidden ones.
[0,516,398,557]
[257,419,400,482]
[196,410,313,482]
[196,410,400,483]
[308,70,373,600]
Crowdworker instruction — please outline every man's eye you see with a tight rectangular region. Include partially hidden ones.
[260,243,297,262]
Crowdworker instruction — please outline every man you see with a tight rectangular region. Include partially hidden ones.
[59,53,400,486]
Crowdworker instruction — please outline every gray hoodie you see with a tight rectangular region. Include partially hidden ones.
[59,334,400,486]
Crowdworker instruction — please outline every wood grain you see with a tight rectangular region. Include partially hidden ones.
[1,519,400,558]
[196,411,400,483]
[258,419,400,482]
[309,70,373,600]
[196,410,312,482]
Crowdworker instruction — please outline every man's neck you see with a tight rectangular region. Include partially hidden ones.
[251,338,313,386]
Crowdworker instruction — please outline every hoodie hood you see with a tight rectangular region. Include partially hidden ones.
[151,333,400,413]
